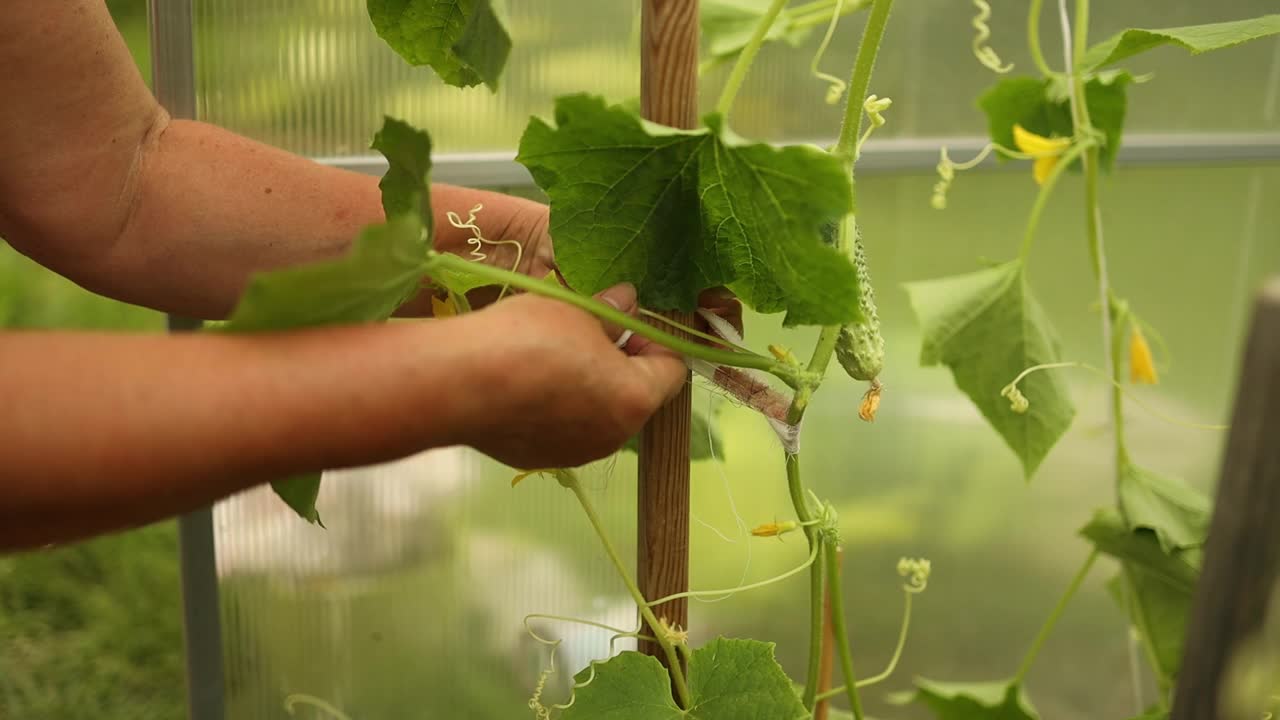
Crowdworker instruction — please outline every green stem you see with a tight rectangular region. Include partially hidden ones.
[1017,140,1093,261]
[832,0,895,183]
[1012,550,1098,685]
[1027,0,1056,77]
[715,0,790,117]
[562,471,692,709]
[825,541,866,720]
[817,589,913,700]
[645,540,820,607]
[425,252,803,388]
[790,453,826,711]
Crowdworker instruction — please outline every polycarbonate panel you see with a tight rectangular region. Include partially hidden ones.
[192,0,1280,157]
[207,162,1280,719]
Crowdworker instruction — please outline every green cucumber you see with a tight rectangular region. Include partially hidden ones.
[834,223,884,383]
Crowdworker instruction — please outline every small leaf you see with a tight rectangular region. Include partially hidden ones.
[979,73,1133,171]
[561,638,807,720]
[371,116,434,224]
[367,0,512,90]
[271,474,324,526]
[1081,14,1280,70]
[517,95,860,327]
[1108,567,1194,682]
[701,0,812,64]
[1118,462,1211,554]
[889,678,1038,720]
[1080,508,1200,591]
[904,261,1075,478]
[218,214,428,333]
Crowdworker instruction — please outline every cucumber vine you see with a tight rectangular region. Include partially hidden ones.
[213,1,1280,718]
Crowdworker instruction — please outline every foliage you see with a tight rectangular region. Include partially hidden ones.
[890,679,1038,720]
[904,260,1074,477]
[1081,14,1280,70]
[561,638,807,720]
[0,525,184,720]
[367,0,511,90]
[516,94,863,326]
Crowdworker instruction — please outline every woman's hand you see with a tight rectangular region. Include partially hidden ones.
[449,283,688,469]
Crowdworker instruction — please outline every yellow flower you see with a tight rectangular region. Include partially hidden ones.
[1013,124,1071,185]
[751,521,799,539]
[431,294,458,318]
[858,381,882,423]
[1129,325,1159,384]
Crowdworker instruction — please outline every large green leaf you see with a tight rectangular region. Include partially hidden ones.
[889,678,1038,720]
[1118,462,1211,554]
[367,0,511,90]
[517,95,860,327]
[1081,15,1280,71]
[904,261,1074,478]
[978,72,1134,171]
[560,637,807,719]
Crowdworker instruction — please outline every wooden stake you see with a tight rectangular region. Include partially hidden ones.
[1171,278,1280,720]
[637,0,698,667]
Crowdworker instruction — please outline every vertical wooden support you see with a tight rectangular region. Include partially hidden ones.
[1171,278,1280,720]
[637,0,698,665]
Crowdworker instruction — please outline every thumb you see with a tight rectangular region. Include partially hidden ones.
[595,282,638,343]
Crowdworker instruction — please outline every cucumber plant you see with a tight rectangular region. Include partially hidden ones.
[213,1,1280,718]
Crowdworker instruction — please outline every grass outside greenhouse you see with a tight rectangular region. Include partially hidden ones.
[2,2,1279,720]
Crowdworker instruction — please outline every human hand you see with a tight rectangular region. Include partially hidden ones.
[450,282,687,469]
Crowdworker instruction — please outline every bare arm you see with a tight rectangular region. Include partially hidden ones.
[0,286,685,550]
[0,0,545,319]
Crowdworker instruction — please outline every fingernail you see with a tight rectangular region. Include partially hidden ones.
[599,283,637,311]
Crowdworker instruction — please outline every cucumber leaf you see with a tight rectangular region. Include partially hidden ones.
[560,637,807,720]
[1079,508,1200,592]
[1118,462,1211,554]
[888,678,1038,720]
[367,0,512,90]
[1081,14,1280,71]
[371,116,434,224]
[904,261,1075,478]
[517,94,861,327]
[978,72,1134,171]
[1108,567,1193,682]
[701,0,811,64]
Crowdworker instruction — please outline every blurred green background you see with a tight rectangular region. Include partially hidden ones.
[1,1,1278,719]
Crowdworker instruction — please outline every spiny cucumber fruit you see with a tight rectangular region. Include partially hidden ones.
[834,221,884,384]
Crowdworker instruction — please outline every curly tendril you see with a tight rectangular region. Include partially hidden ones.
[897,557,932,594]
[971,0,1013,73]
[445,202,525,299]
[521,614,650,719]
[855,94,892,159]
[809,0,848,104]
[283,695,354,720]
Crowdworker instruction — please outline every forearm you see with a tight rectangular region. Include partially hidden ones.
[0,320,486,549]
[16,117,541,319]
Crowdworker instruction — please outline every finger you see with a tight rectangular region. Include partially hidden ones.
[696,287,744,337]
[595,283,638,343]
[625,340,689,404]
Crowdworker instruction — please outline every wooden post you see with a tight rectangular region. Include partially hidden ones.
[637,0,698,666]
[1171,278,1280,720]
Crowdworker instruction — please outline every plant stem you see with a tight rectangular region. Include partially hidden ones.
[816,587,914,701]
[832,0,895,182]
[1027,0,1056,77]
[715,0,790,117]
[791,453,826,712]
[563,472,693,709]
[425,252,803,387]
[1012,550,1098,685]
[1017,140,1093,261]
[824,541,866,720]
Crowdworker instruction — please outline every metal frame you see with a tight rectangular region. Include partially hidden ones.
[321,132,1280,184]
[149,2,227,720]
